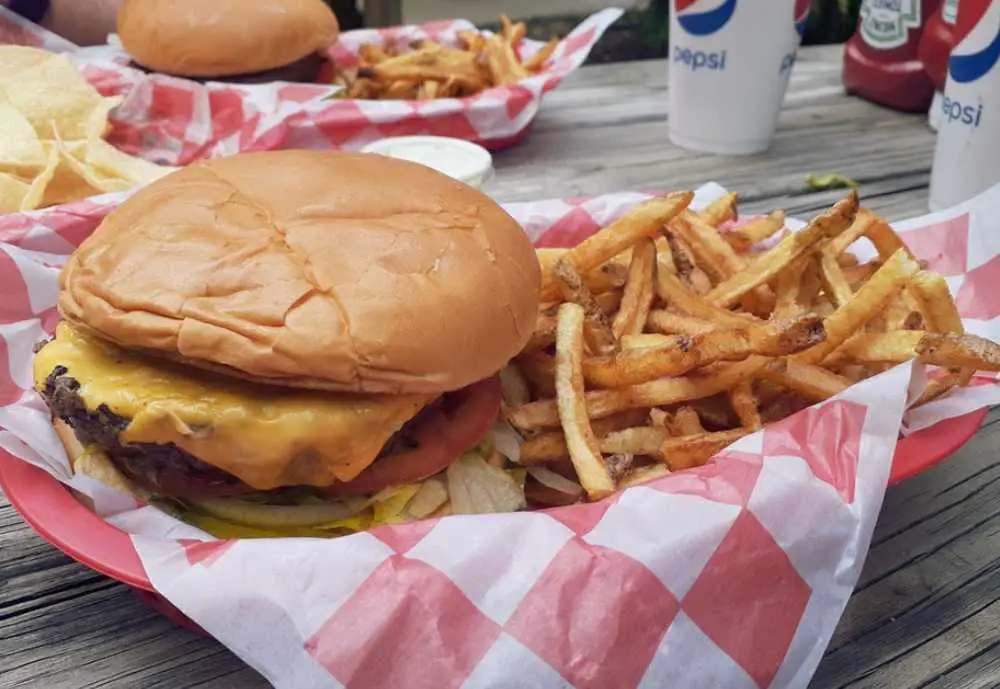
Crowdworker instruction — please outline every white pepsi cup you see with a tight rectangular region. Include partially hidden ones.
[929,0,1000,210]
[668,0,810,155]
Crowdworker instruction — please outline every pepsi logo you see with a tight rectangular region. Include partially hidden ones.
[794,0,811,38]
[676,0,738,36]
[949,0,1000,83]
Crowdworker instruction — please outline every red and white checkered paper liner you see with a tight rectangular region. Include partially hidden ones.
[2,182,1000,689]
[0,7,622,163]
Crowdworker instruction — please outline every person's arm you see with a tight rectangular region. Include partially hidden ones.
[2,0,121,46]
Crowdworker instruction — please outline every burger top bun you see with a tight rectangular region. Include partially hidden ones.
[59,151,541,395]
[117,0,340,78]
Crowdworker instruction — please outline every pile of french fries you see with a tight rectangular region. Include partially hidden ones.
[333,15,559,100]
[502,190,1000,505]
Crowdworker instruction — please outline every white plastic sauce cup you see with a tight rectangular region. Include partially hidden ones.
[360,136,494,190]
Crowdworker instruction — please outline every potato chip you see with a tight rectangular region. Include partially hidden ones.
[85,97,123,141]
[19,144,60,211]
[86,138,175,186]
[0,172,31,212]
[55,137,133,195]
[37,141,102,207]
[0,98,45,170]
[0,46,105,140]
[0,47,172,211]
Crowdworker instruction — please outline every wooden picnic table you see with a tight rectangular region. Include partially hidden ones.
[2,44,997,688]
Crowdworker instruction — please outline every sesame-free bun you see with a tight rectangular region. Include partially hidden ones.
[117,0,340,78]
[58,151,540,394]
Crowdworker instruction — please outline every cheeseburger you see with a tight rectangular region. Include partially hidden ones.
[34,151,540,537]
[117,0,340,83]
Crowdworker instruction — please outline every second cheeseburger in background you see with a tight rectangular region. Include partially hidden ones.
[117,0,340,83]
[33,151,540,537]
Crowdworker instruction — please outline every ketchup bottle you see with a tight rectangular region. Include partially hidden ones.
[919,0,961,128]
[843,0,943,112]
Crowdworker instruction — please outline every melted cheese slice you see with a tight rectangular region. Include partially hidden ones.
[33,323,432,490]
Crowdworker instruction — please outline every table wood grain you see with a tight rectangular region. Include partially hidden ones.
[3,45,995,688]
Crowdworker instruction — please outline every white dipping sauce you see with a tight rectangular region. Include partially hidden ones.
[360,136,494,190]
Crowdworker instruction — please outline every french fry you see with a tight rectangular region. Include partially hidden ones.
[484,33,529,86]
[665,232,713,294]
[518,409,650,464]
[908,271,964,333]
[646,309,721,336]
[656,270,759,328]
[553,259,618,355]
[620,333,673,350]
[913,372,962,407]
[600,427,671,456]
[916,332,1000,371]
[794,248,920,365]
[523,37,559,72]
[658,429,747,470]
[771,256,809,319]
[866,217,908,260]
[825,208,877,257]
[728,380,762,431]
[582,314,824,388]
[759,359,852,401]
[537,249,628,294]
[554,303,616,499]
[671,211,740,282]
[843,260,882,288]
[824,330,924,366]
[673,211,775,315]
[818,250,854,308]
[669,406,705,436]
[612,238,657,338]
[798,254,824,307]
[823,330,1000,371]
[618,463,671,488]
[540,192,694,300]
[699,192,738,227]
[596,289,623,316]
[508,356,770,430]
[707,192,859,309]
[724,211,786,252]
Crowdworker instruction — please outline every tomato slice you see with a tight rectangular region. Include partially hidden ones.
[320,377,502,497]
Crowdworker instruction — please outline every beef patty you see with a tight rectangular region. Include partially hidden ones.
[129,53,326,84]
[41,366,425,501]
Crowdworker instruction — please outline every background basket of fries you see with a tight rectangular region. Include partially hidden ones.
[288,8,623,150]
[1,182,999,686]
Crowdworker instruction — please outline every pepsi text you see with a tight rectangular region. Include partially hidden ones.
[672,45,728,71]
[941,94,986,126]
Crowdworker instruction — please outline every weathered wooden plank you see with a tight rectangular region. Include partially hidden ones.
[489,49,934,204]
[489,108,933,203]
[837,596,1000,689]
[0,521,266,689]
[918,639,1000,689]
[810,411,1000,687]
